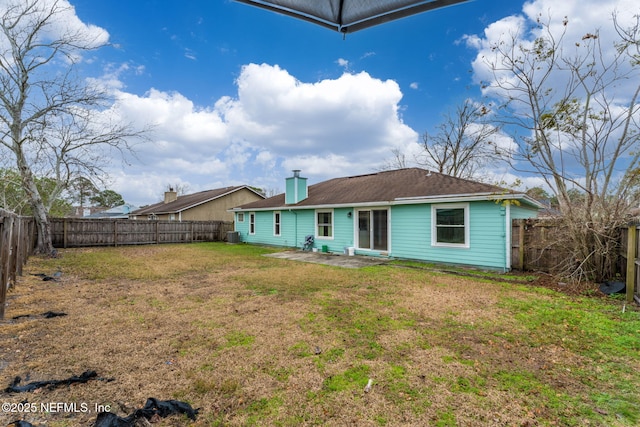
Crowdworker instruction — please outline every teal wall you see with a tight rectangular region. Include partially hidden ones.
[511,203,539,219]
[235,208,354,252]
[235,210,306,248]
[390,201,510,269]
[235,200,538,269]
[325,208,355,253]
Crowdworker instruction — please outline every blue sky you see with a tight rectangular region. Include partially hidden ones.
[49,0,639,205]
[72,0,519,118]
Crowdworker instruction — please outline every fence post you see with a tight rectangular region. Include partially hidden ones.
[518,220,525,270]
[15,218,25,277]
[63,218,68,249]
[0,215,14,320]
[8,218,19,288]
[626,225,637,305]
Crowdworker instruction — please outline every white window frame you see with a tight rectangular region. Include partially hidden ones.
[249,212,256,235]
[237,212,244,223]
[431,203,470,248]
[315,209,334,240]
[273,211,281,236]
[355,208,390,251]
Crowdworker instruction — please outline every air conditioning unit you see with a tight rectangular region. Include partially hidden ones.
[227,231,240,243]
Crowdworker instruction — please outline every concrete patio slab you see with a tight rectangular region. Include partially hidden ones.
[264,250,388,268]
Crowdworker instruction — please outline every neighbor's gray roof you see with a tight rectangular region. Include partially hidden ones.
[133,186,264,215]
[235,0,469,33]
[234,168,541,211]
[86,203,139,219]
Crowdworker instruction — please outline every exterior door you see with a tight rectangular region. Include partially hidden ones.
[357,209,388,251]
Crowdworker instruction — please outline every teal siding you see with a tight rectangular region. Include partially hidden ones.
[389,204,430,260]
[235,209,354,251]
[243,210,311,248]
[236,200,538,269]
[234,212,250,238]
[390,202,509,269]
[511,203,539,219]
[293,210,317,247]
[316,208,355,254]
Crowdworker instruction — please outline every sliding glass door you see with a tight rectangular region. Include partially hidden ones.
[357,209,388,251]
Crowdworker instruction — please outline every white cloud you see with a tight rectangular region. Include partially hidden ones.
[117,89,228,147]
[255,150,276,168]
[1,1,420,207]
[184,48,197,60]
[102,63,418,204]
[467,0,639,99]
[0,0,109,65]
[463,0,640,187]
[282,154,354,177]
[225,63,416,150]
[336,58,349,68]
[48,0,110,49]
[410,82,419,90]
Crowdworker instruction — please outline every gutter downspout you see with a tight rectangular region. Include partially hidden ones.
[505,203,511,272]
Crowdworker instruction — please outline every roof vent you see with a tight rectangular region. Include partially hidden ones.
[292,169,301,178]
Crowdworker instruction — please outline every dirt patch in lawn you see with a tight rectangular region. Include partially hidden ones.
[0,244,635,426]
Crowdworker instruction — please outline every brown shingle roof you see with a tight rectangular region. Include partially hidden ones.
[234,168,530,210]
[133,186,263,215]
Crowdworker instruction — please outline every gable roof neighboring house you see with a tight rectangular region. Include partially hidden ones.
[231,168,542,271]
[235,168,540,210]
[132,185,265,221]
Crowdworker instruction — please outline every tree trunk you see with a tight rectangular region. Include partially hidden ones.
[16,148,55,255]
[32,202,54,255]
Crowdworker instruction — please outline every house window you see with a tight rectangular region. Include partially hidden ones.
[316,210,333,239]
[432,204,469,247]
[237,212,244,222]
[249,212,256,235]
[274,211,281,236]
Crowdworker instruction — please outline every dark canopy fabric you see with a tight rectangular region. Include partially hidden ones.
[235,0,469,33]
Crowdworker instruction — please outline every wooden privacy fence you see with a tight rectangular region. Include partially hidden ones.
[511,219,571,273]
[618,225,640,305]
[512,219,638,304]
[50,218,234,248]
[0,209,36,319]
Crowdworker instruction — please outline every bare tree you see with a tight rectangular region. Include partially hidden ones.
[378,148,408,171]
[261,187,280,198]
[164,183,190,197]
[416,99,505,180]
[480,13,640,281]
[0,0,146,254]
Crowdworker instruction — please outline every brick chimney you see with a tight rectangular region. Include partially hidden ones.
[164,188,178,204]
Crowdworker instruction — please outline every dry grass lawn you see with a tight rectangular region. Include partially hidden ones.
[1,243,639,426]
